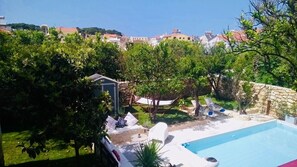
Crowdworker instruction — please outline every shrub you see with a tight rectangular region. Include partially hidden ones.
[135,141,164,167]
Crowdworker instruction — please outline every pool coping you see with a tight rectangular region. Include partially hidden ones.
[167,119,297,167]
[118,114,279,166]
[159,118,277,167]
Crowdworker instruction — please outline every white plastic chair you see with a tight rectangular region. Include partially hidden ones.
[148,122,168,146]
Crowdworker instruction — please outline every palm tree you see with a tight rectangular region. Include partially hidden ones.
[135,141,164,167]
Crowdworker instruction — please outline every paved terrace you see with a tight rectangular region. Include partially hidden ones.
[113,111,274,167]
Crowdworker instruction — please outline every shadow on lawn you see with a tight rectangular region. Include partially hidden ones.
[7,154,104,167]
[124,105,195,126]
[154,109,194,125]
[123,105,139,114]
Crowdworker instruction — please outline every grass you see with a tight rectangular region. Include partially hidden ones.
[123,95,237,127]
[197,95,238,110]
[155,109,194,125]
[2,131,93,167]
[177,95,237,110]
[7,154,95,167]
[125,105,194,128]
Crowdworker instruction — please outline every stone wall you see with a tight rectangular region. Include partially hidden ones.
[249,82,297,117]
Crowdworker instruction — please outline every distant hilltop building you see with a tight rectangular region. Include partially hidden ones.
[200,31,221,49]
[56,27,78,35]
[0,16,6,25]
[40,24,49,35]
[149,35,163,46]
[200,30,248,49]
[55,27,79,42]
[129,36,149,43]
[0,16,12,32]
[103,33,121,45]
[163,29,194,42]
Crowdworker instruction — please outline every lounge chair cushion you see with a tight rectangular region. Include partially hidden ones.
[124,112,138,126]
[116,117,127,128]
[106,116,117,130]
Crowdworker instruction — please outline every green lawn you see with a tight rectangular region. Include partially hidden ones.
[2,131,93,167]
[125,105,195,128]
[177,95,238,110]
[197,95,238,110]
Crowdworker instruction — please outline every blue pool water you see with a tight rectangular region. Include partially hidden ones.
[183,121,297,167]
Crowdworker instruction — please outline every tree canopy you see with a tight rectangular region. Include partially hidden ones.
[7,23,123,36]
[236,0,297,88]
[8,23,41,31]
[0,29,122,161]
[204,42,234,99]
[79,27,122,36]
[123,42,183,118]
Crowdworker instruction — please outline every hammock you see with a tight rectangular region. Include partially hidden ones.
[135,96,176,106]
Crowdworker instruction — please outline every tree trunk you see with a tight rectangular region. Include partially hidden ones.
[213,88,221,100]
[129,88,136,107]
[129,94,134,107]
[0,124,4,167]
[194,89,200,116]
[74,140,80,167]
[238,102,247,115]
[150,96,160,121]
[208,75,222,99]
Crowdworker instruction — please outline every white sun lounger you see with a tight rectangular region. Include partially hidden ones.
[148,122,168,146]
[191,100,217,117]
[205,98,225,112]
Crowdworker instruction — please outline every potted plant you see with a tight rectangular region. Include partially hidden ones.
[285,104,297,124]
[278,102,297,124]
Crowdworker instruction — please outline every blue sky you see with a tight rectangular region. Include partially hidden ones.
[0,0,251,37]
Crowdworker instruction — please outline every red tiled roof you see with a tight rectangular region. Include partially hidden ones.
[232,30,248,41]
[103,33,120,38]
[218,30,248,42]
[56,27,78,34]
[0,28,11,34]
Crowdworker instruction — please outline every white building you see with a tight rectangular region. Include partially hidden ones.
[199,32,223,49]
[0,16,11,32]
[103,34,121,45]
[129,36,149,43]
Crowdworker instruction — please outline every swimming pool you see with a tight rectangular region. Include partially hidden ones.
[182,120,297,167]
